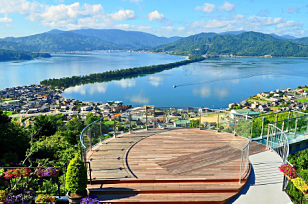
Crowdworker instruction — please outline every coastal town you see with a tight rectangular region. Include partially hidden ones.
[0,84,129,119]
[1,84,308,129]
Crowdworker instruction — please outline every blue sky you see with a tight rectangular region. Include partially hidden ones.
[0,0,307,38]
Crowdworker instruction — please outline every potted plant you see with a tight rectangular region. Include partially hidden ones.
[278,164,297,179]
[65,154,87,204]
[80,197,99,204]
[0,190,6,203]
[4,190,35,204]
[4,168,31,179]
[0,169,7,190]
[291,177,308,194]
[36,168,58,178]
[35,194,56,204]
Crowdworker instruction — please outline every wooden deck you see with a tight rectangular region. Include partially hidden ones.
[87,128,266,203]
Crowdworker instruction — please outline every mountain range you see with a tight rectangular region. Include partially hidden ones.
[152,31,308,57]
[1,29,308,58]
[0,29,181,52]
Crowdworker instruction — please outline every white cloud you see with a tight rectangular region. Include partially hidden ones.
[277,21,298,28]
[115,24,131,29]
[287,7,300,14]
[195,3,215,13]
[192,19,236,29]
[189,14,303,37]
[148,10,164,21]
[219,2,234,12]
[0,0,137,30]
[109,9,135,21]
[162,26,185,32]
[0,16,13,23]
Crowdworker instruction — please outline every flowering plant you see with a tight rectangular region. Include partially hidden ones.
[0,169,4,177]
[80,197,99,204]
[291,177,308,194]
[0,190,6,202]
[278,164,297,179]
[36,168,58,177]
[35,194,56,203]
[4,168,31,179]
[4,190,35,204]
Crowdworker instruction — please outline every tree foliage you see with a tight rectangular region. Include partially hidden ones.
[0,49,51,62]
[0,111,30,166]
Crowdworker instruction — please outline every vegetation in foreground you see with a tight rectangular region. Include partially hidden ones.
[287,150,308,203]
[0,110,115,195]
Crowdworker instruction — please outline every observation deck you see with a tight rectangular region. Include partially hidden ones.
[86,128,265,203]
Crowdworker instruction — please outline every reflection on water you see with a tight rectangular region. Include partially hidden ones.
[128,92,150,104]
[0,52,185,90]
[63,57,308,108]
[114,79,136,88]
[64,83,109,95]
[192,86,211,98]
[149,76,164,87]
[2,53,308,108]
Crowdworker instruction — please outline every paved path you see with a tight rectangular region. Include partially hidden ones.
[231,151,292,204]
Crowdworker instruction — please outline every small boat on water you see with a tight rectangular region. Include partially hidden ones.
[173,85,177,88]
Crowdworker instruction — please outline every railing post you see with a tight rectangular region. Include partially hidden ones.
[199,108,202,130]
[266,125,270,149]
[88,127,92,150]
[129,112,132,134]
[287,111,291,132]
[260,117,264,139]
[113,117,116,138]
[99,120,102,143]
[281,121,285,142]
[217,112,220,132]
[239,150,243,184]
[275,113,278,124]
[234,116,237,135]
[145,106,148,131]
[294,118,298,138]
[250,119,254,138]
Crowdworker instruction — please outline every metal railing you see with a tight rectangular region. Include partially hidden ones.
[266,124,290,191]
[239,138,251,184]
[266,124,289,164]
[79,106,223,159]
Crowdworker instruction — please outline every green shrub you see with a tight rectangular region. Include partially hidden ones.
[65,154,87,194]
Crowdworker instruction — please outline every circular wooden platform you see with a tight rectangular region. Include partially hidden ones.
[88,128,266,203]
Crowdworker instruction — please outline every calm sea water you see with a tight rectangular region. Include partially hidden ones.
[0,52,185,89]
[1,52,308,108]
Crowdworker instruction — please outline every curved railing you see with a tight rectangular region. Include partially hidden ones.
[80,116,106,163]
[266,124,290,191]
[239,138,251,184]
[266,124,289,164]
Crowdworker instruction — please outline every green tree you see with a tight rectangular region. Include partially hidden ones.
[0,111,30,166]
